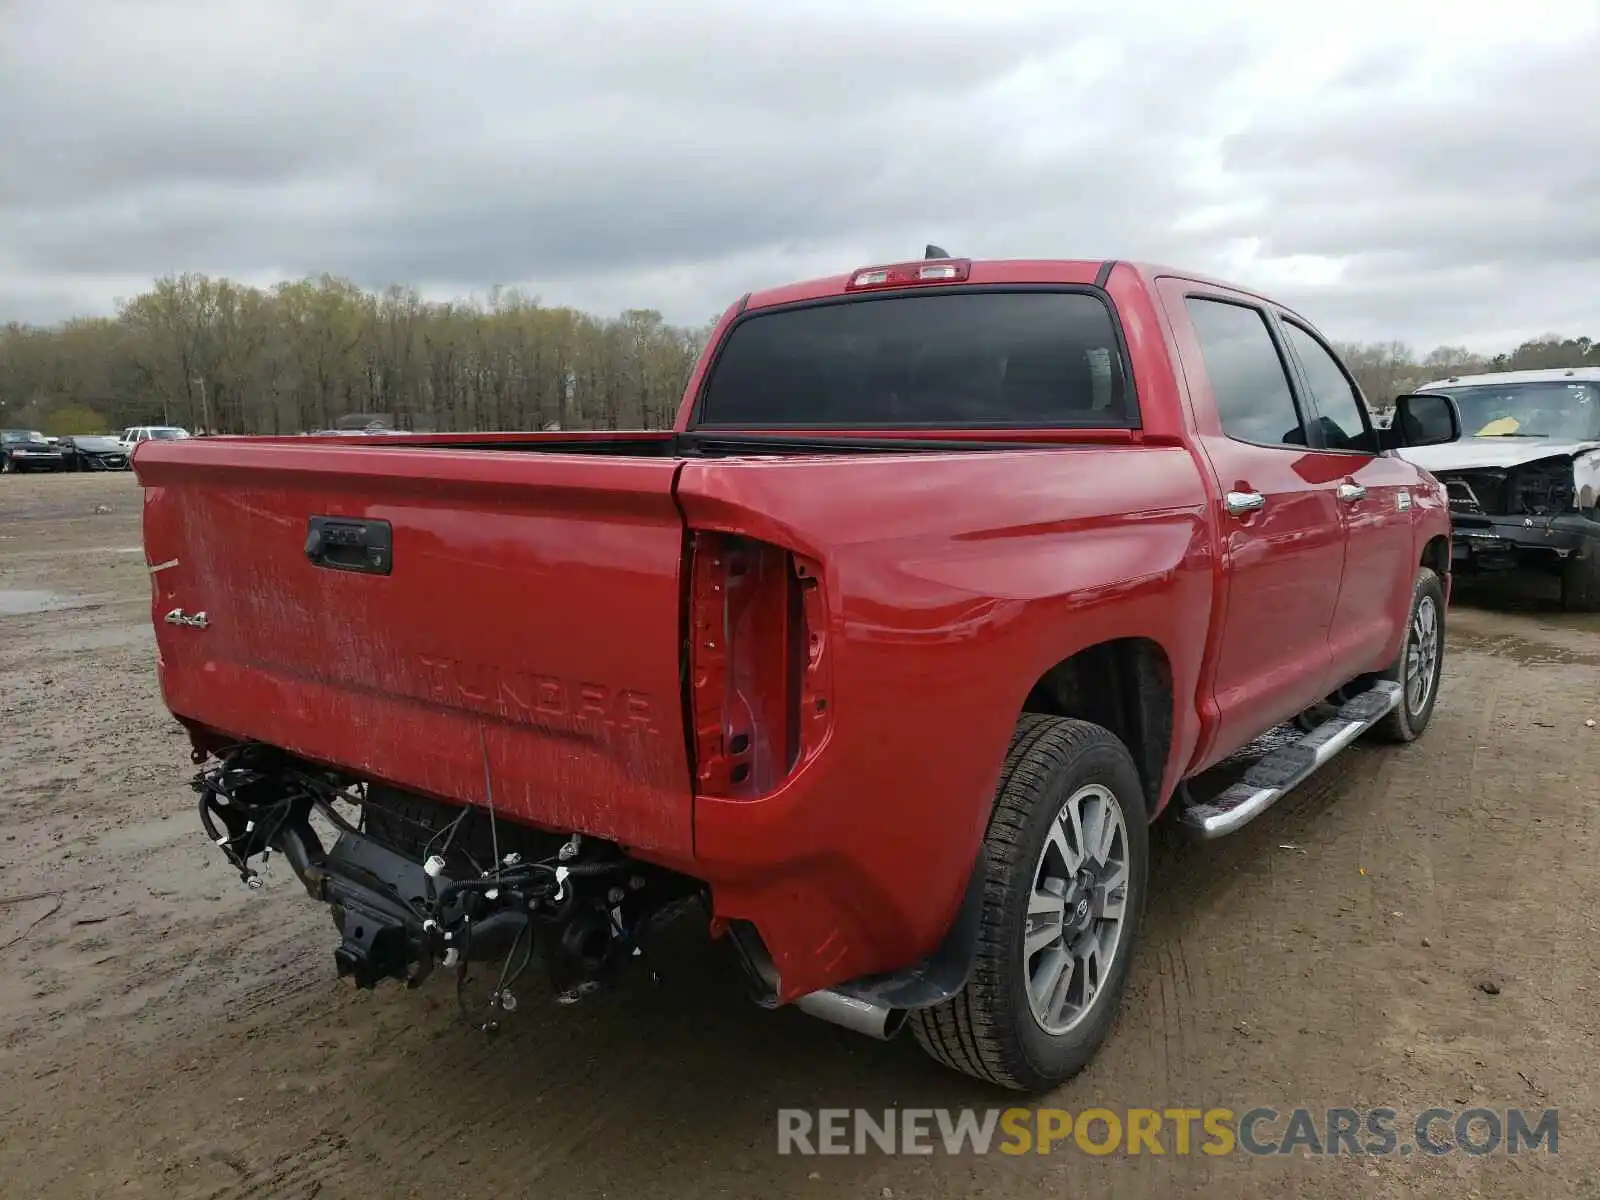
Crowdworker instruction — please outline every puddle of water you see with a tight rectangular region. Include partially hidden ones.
[1449,627,1600,667]
[0,590,112,617]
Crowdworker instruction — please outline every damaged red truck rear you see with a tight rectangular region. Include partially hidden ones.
[135,257,1459,1091]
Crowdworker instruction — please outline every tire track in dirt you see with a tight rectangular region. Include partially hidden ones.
[1312,625,1595,1198]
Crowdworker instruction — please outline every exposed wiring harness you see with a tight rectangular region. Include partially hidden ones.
[193,747,644,1029]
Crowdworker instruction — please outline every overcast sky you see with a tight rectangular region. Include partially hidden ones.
[2,0,1597,350]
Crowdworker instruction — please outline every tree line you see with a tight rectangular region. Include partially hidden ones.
[0,274,710,436]
[1,273,1597,435]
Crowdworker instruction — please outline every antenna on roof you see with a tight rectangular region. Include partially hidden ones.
[925,244,951,260]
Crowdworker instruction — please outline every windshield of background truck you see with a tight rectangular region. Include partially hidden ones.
[696,290,1132,427]
[1429,381,1600,439]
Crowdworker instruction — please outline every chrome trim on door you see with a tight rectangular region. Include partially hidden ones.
[1224,491,1265,516]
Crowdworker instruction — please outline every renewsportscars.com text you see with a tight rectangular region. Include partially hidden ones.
[776,1106,1558,1158]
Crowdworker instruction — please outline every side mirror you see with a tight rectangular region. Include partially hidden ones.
[1389,392,1461,448]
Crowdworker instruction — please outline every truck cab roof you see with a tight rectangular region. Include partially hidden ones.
[740,257,1290,314]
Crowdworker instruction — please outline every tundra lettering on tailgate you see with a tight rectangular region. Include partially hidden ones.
[414,654,661,740]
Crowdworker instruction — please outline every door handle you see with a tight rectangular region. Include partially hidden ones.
[1224,491,1266,516]
[305,516,393,575]
[1337,483,1367,503]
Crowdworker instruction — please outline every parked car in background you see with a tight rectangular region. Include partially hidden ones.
[1398,367,1600,610]
[1,429,65,473]
[120,426,192,453]
[57,434,132,472]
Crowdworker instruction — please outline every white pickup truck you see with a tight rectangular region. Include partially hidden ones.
[1399,367,1600,610]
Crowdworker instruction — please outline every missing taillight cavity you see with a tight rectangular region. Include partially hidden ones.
[687,532,832,799]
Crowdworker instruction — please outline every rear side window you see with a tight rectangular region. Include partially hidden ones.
[696,291,1133,428]
[1184,298,1306,447]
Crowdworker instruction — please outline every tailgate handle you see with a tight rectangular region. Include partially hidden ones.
[305,516,393,575]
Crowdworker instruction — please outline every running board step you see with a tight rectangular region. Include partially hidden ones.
[1182,681,1403,839]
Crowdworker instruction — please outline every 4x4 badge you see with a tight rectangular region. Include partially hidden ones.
[164,608,209,629]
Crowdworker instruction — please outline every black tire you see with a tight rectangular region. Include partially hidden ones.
[1559,535,1600,613]
[910,716,1149,1092]
[1372,566,1446,743]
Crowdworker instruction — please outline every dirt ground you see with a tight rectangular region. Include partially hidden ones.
[1,470,1597,1200]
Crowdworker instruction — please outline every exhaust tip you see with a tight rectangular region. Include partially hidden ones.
[795,988,905,1041]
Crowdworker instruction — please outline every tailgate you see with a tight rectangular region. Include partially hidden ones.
[136,439,694,857]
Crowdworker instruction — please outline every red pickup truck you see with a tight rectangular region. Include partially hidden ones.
[135,255,1460,1091]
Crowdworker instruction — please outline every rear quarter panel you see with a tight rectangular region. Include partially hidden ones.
[678,445,1213,994]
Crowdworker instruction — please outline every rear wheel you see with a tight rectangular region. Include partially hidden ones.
[910,716,1148,1092]
[1372,566,1445,743]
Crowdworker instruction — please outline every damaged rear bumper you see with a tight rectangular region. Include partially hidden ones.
[204,774,480,990]
[291,827,450,988]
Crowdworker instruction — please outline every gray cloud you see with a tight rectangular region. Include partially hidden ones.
[1220,39,1600,266]
[2,0,1598,349]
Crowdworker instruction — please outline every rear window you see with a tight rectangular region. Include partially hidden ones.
[696,290,1134,428]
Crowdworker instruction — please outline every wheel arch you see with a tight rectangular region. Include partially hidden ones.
[1420,532,1449,579]
[1019,637,1175,819]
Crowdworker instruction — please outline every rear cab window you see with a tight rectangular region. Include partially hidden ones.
[694,290,1135,428]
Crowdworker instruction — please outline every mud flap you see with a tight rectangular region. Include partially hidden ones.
[815,844,989,1014]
